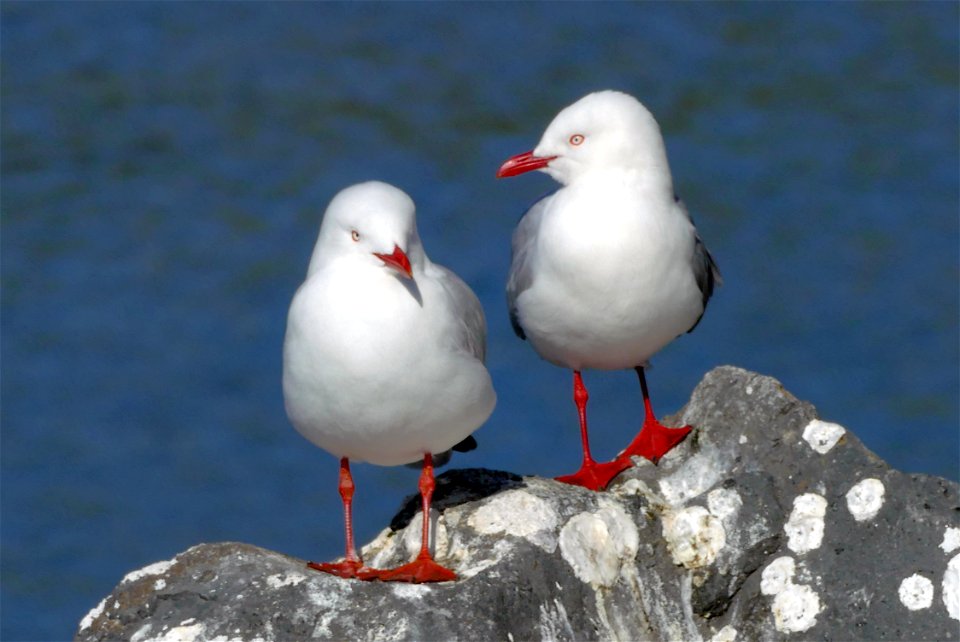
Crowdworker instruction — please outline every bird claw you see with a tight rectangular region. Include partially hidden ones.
[555,457,632,491]
[617,421,692,465]
[307,559,381,580]
[370,554,457,583]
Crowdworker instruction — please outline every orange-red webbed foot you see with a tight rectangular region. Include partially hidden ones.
[370,552,457,583]
[307,559,382,580]
[617,420,692,465]
[555,457,632,491]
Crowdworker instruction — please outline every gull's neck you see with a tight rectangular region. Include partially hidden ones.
[567,165,675,201]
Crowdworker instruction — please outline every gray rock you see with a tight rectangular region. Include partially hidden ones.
[76,366,960,641]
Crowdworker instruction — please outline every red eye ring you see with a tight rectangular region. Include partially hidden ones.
[351,230,360,242]
[569,134,585,146]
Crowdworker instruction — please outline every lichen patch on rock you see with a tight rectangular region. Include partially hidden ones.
[559,503,638,587]
[657,450,727,507]
[941,526,960,554]
[707,487,743,522]
[845,478,885,522]
[771,584,822,633]
[121,559,176,585]
[802,419,846,454]
[467,489,559,551]
[944,553,960,621]
[662,505,726,569]
[140,621,207,642]
[761,555,822,633]
[265,572,307,589]
[761,556,796,596]
[784,493,827,554]
[79,597,107,632]
[898,573,934,610]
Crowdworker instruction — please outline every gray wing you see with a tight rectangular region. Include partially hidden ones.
[415,266,486,470]
[506,194,551,341]
[676,195,722,333]
[433,265,488,362]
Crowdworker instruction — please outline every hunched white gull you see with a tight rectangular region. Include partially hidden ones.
[283,181,496,581]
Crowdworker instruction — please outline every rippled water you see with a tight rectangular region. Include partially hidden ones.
[2,3,957,639]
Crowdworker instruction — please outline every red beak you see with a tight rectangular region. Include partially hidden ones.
[496,150,557,178]
[373,244,413,279]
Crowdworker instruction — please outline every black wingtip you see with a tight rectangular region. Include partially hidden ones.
[452,435,478,453]
[410,435,478,470]
[687,232,721,334]
[509,308,527,341]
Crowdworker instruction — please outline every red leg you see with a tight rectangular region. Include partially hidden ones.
[616,367,692,465]
[555,371,631,491]
[307,458,381,579]
[371,453,457,583]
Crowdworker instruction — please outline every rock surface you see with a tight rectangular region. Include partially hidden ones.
[76,366,960,641]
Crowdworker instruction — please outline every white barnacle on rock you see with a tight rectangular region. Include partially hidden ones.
[944,553,960,621]
[845,478,885,522]
[771,584,822,633]
[708,624,738,642]
[662,505,726,569]
[122,559,175,584]
[785,493,827,554]
[707,487,743,522]
[761,556,796,596]
[467,489,560,552]
[940,526,960,554]
[558,503,638,588]
[761,553,822,632]
[802,419,846,454]
[898,573,934,610]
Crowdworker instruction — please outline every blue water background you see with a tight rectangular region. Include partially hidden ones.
[2,3,957,639]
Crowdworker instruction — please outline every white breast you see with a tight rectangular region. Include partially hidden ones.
[282,262,495,465]
[516,175,703,370]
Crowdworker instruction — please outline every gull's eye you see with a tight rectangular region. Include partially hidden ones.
[569,134,585,146]
[350,230,360,242]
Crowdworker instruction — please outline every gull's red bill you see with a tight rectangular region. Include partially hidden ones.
[496,150,556,178]
[373,244,413,279]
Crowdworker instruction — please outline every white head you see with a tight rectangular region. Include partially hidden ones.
[497,90,671,187]
[307,181,424,279]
